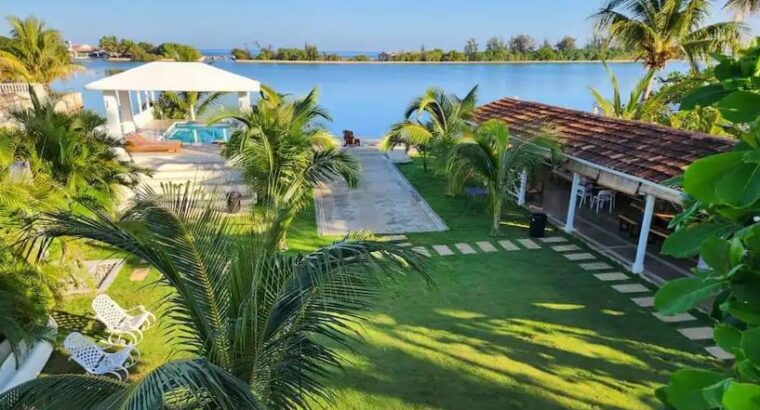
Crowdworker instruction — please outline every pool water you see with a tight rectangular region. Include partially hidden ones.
[165,123,232,144]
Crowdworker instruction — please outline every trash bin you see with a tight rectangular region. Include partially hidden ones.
[529,211,547,238]
[226,191,242,214]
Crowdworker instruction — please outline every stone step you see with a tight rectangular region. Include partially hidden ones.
[139,180,248,193]
[141,169,243,182]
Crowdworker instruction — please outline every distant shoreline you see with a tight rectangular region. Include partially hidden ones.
[83,57,644,65]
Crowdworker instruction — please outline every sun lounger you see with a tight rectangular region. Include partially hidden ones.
[125,133,182,153]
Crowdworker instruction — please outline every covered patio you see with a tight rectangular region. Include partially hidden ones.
[474,98,736,283]
[85,62,260,139]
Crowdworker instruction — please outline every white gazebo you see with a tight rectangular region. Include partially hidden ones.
[85,62,261,138]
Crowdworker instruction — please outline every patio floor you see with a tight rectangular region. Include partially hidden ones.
[314,147,447,236]
[526,175,694,284]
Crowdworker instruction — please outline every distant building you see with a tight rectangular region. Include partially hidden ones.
[66,41,97,59]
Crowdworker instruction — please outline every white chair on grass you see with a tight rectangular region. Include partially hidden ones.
[92,294,156,345]
[64,332,138,381]
[591,190,616,213]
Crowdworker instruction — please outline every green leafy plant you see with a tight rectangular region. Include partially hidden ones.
[0,185,429,409]
[655,39,760,409]
[589,62,657,119]
[446,120,559,235]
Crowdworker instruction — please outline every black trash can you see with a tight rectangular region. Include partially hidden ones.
[226,191,242,214]
[529,211,547,238]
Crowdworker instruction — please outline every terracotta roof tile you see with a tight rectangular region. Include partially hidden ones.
[473,97,737,183]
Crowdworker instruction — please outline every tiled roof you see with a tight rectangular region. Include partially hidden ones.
[473,97,736,183]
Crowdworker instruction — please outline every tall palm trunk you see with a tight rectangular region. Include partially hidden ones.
[490,191,503,236]
[640,68,658,101]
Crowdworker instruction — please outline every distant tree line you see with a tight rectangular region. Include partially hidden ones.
[98,35,201,62]
[231,35,635,62]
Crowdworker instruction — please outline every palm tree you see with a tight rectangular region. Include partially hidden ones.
[593,0,745,99]
[0,16,80,84]
[0,185,428,409]
[154,91,227,120]
[381,86,478,174]
[725,0,760,17]
[8,88,148,211]
[211,86,359,245]
[447,120,559,235]
[589,62,658,120]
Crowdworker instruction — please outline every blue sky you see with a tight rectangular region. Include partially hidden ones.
[2,0,759,51]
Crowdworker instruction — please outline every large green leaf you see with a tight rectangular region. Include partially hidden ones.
[716,91,760,123]
[655,277,723,315]
[741,327,760,365]
[681,84,731,110]
[723,382,760,410]
[729,300,760,325]
[683,152,744,204]
[714,324,742,354]
[699,237,734,275]
[662,223,729,258]
[716,161,760,208]
[665,369,728,410]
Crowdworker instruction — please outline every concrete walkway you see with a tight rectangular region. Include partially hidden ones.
[314,147,447,236]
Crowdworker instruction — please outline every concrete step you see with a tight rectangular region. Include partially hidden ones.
[139,181,249,194]
[142,169,243,182]
[148,162,231,172]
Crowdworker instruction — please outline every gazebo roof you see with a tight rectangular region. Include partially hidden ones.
[85,62,261,92]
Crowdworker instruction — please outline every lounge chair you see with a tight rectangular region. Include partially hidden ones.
[64,332,138,381]
[92,294,156,345]
[125,133,182,153]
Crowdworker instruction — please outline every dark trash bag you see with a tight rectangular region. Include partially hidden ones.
[226,191,242,214]
[529,212,547,238]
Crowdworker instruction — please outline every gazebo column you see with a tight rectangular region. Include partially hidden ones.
[632,194,655,274]
[102,90,122,138]
[150,91,157,106]
[517,169,528,206]
[116,90,134,135]
[135,91,143,112]
[238,91,251,110]
[564,172,580,234]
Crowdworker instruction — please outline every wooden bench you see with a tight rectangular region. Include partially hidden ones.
[618,212,640,237]
[649,224,670,241]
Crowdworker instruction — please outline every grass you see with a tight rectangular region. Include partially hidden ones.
[44,159,719,409]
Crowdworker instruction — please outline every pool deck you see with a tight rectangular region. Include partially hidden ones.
[314,146,447,236]
[137,119,176,140]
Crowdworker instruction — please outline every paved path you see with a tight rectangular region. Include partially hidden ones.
[314,147,447,236]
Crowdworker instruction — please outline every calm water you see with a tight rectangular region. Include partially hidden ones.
[54,60,687,138]
[165,122,233,144]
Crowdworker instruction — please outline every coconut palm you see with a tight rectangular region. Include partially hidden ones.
[725,0,760,17]
[211,86,358,245]
[589,62,658,120]
[0,185,428,409]
[447,120,559,235]
[0,16,80,84]
[593,0,745,99]
[8,89,148,211]
[154,91,227,120]
[381,86,478,174]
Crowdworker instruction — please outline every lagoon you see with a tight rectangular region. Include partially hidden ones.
[54,60,687,138]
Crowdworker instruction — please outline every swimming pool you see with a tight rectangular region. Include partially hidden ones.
[164,123,233,144]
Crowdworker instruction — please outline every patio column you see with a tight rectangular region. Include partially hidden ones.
[150,90,156,106]
[135,91,142,112]
[238,91,250,110]
[564,172,580,234]
[632,194,655,274]
[116,90,134,135]
[102,90,122,138]
[517,169,528,206]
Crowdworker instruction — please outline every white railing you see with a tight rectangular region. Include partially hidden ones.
[0,83,34,94]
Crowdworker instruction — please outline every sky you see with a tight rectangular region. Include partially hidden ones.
[1,0,759,51]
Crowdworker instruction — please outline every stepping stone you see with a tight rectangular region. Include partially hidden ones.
[432,245,454,256]
[540,236,567,243]
[564,252,596,261]
[612,284,650,294]
[653,312,697,323]
[631,296,655,307]
[517,239,541,249]
[398,242,413,247]
[579,262,612,271]
[498,240,519,251]
[705,346,734,361]
[476,241,498,253]
[130,267,149,282]
[593,272,630,282]
[552,244,581,252]
[678,327,714,341]
[382,235,408,242]
[455,243,477,255]
[412,246,431,257]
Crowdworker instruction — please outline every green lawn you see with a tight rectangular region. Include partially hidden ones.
[45,160,719,409]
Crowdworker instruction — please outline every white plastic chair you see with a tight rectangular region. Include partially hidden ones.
[591,190,616,213]
[92,294,156,345]
[64,332,138,381]
[576,185,592,207]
